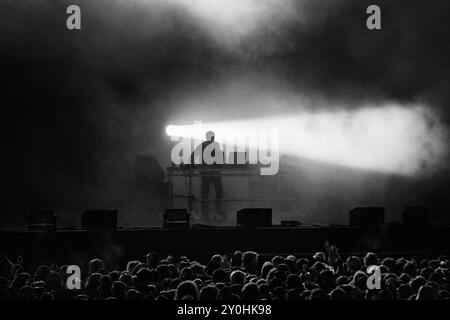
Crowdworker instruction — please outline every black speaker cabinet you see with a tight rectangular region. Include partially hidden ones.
[28,211,56,231]
[81,210,118,230]
[349,207,384,228]
[237,208,272,228]
[164,209,190,228]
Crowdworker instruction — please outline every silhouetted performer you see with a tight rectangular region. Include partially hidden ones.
[192,131,225,221]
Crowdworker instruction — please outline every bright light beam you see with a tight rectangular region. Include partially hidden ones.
[166,105,447,176]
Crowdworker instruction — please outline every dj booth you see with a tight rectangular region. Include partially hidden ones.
[166,164,297,217]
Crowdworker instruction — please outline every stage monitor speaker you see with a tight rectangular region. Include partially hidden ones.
[281,220,300,227]
[237,208,272,228]
[349,207,384,228]
[81,210,118,230]
[164,209,190,228]
[28,211,56,231]
[402,206,428,226]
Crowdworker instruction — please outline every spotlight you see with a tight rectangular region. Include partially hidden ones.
[165,105,446,175]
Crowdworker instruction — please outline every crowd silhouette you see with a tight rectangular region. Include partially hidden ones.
[0,246,449,300]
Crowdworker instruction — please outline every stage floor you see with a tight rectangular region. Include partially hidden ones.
[1,225,449,269]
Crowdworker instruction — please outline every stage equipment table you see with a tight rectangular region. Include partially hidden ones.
[166,164,296,214]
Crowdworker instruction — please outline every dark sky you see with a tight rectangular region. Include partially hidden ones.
[1,0,449,227]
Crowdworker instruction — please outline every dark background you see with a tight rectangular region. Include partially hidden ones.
[1,0,449,228]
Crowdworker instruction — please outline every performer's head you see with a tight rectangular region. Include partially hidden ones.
[206,130,215,142]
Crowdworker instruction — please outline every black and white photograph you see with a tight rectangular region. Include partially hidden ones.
[1,0,450,312]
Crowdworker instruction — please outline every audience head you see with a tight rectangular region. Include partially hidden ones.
[199,285,219,300]
[242,251,259,275]
[88,259,105,275]
[175,280,199,300]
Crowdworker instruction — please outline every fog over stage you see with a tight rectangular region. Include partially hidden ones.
[2,0,450,229]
